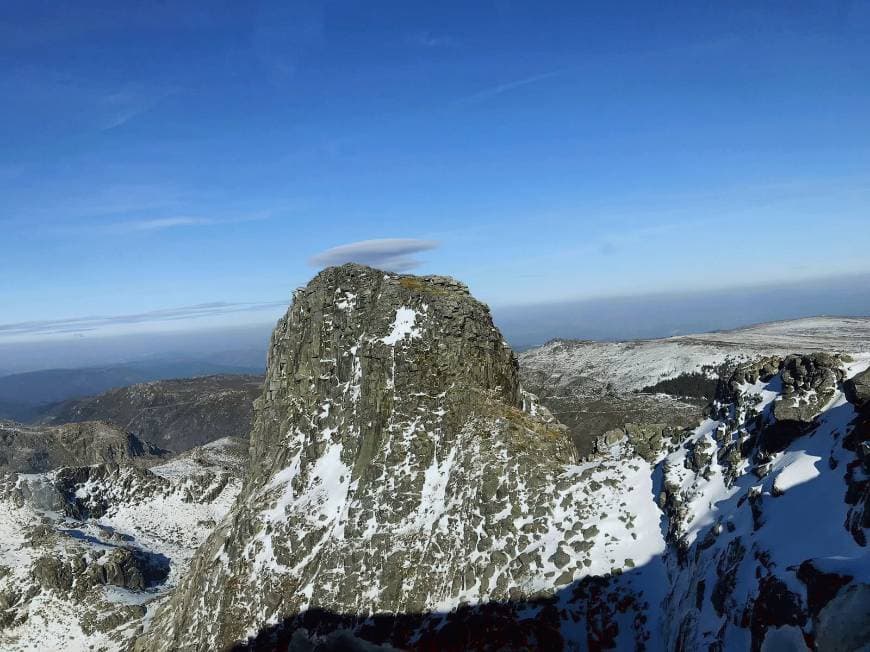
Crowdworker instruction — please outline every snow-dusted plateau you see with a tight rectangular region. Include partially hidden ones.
[0,265,868,651]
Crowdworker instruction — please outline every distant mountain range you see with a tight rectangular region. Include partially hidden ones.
[0,357,264,421]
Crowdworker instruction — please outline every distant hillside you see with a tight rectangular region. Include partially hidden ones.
[519,316,870,457]
[0,358,263,421]
[43,374,263,452]
[0,420,168,473]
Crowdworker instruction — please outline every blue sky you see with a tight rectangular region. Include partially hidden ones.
[2,1,869,343]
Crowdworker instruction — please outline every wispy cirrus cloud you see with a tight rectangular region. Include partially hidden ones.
[308,238,439,272]
[120,216,215,231]
[454,70,562,106]
[100,85,176,131]
[0,301,288,340]
[103,213,271,234]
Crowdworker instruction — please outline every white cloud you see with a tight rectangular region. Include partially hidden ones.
[454,70,562,106]
[104,213,271,233]
[308,238,439,271]
[123,216,214,231]
[0,301,288,340]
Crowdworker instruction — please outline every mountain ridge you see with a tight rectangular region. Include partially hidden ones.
[41,374,263,452]
[0,360,264,422]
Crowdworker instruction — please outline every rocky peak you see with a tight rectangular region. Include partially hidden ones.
[136,264,588,650]
[247,263,522,483]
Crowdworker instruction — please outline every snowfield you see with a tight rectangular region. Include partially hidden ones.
[0,439,244,652]
[520,316,870,391]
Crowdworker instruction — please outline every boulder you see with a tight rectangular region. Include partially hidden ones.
[87,547,169,590]
[844,368,870,413]
[31,557,74,592]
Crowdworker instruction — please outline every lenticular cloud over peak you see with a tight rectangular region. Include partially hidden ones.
[307,238,439,272]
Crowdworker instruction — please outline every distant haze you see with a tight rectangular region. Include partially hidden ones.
[495,272,870,350]
[1,273,868,375]
[0,325,271,375]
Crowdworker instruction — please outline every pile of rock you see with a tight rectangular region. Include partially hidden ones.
[594,422,682,461]
[766,354,845,452]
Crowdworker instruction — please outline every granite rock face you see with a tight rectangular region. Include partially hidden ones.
[713,353,847,455]
[770,354,842,420]
[135,264,621,650]
[815,583,870,651]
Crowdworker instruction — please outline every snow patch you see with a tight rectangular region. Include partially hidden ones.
[381,307,422,345]
[772,451,821,494]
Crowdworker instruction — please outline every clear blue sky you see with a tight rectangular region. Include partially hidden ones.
[2,1,869,342]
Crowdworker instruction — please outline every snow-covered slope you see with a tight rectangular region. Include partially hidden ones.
[520,316,870,392]
[518,316,870,458]
[653,353,870,650]
[0,437,245,651]
[545,351,869,651]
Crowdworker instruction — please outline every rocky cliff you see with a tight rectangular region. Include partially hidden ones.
[137,264,648,650]
[1,266,867,651]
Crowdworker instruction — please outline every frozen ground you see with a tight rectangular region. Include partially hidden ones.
[0,439,244,651]
[519,316,870,457]
[521,316,870,392]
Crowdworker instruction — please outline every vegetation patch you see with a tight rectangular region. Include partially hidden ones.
[398,277,450,296]
[641,373,718,401]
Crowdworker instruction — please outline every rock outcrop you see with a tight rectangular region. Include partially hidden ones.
[0,420,167,474]
[136,264,651,651]
[593,422,682,462]
[769,353,842,427]
[714,353,848,455]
